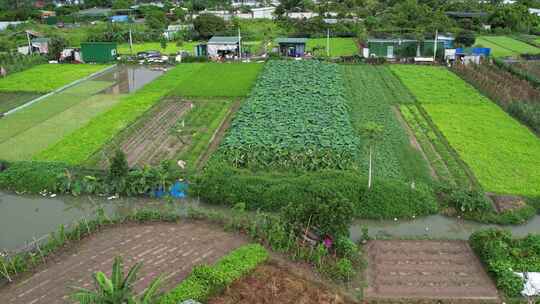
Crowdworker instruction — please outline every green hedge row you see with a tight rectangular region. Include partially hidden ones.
[160,244,268,304]
[190,162,438,219]
[0,161,85,193]
[470,229,540,297]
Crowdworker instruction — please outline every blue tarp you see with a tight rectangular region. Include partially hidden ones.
[110,15,130,23]
[153,181,187,199]
[456,47,491,56]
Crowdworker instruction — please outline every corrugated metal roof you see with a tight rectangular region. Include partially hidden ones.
[208,36,240,44]
[276,37,308,44]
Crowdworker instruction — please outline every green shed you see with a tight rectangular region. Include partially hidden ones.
[81,42,118,63]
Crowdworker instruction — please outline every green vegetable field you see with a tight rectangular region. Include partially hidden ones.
[171,63,263,97]
[219,60,359,170]
[0,64,109,93]
[341,65,431,182]
[35,64,205,164]
[307,38,358,57]
[475,36,540,57]
[391,65,540,197]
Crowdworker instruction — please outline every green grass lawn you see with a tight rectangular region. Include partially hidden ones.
[172,63,264,97]
[341,65,431,183]
[475,36,540,57]
[0,64,109,93]
[391,65,540,197]
[117,42,200,55]
[0,93,122,161]
[307,38,358,57]
[0,92,41,113]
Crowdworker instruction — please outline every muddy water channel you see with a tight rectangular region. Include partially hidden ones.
[2,191,540,251]
[350,214,540,241]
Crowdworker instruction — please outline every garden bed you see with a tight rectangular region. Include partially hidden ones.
[365,240,499,302]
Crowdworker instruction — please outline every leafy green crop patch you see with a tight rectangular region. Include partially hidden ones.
[0,64,109,93]
[171,63,263,97]
[391,65,540,197]
[218,60,359,170]
[0,92,41,113]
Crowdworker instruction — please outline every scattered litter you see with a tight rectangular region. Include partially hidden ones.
[50,194,57,198]
[394,218,398,222]
[107,195,118,200]
[515,272,540,297]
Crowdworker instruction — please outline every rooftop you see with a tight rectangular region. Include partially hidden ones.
[276,37,308,44]
[208,36,240,44]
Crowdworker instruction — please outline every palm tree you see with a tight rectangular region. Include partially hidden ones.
[70,256,163,304]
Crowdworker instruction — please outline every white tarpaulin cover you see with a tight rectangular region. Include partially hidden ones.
[515,272,540,297]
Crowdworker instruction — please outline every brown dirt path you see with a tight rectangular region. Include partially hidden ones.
[364,240,499,303]
[0,222,246,304]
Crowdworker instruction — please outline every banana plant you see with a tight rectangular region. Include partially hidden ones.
[70,256,163,304]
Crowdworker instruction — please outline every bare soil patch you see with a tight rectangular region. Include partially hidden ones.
[208,261,358,304]
[364,240,499,303]
[0,221,246,304]
[488,193,528,213]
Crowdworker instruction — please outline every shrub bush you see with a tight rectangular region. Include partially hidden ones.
[281,193,354,238]
[0,161,71,193]
[470,229,540,297]
[160,244,268,304]
[191,162,438,220]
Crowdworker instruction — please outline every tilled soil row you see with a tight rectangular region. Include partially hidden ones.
[364,240,499,302]
[121,101,192,166]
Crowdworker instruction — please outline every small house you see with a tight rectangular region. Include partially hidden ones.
[207,36,240,58]
[366,39,445,59]
[276,38,307,57]
[31,37,50,54]
[252,7,275,19]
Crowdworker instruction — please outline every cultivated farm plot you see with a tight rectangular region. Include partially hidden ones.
[341,65,431,182]
[391,65,540,197]
[171,63,264,97]
[365,240,499,301]
[0,92,40,114]
[219,60,359,170]
[99,98,234,169]
[307,37,359,57]
[475,36,540,57]
[0,64,108,93]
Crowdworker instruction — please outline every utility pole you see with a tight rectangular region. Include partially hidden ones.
[238,27,242,61]
[433,29,438,62]
[129,28,133,54]
[326,28,330,57]
[26,31,32,55]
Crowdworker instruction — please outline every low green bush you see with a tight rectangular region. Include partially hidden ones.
[0,159,180,196]
[470,229,540,297]
[0,161,72,193]
[160,244,268,304]
[191,162,438,220]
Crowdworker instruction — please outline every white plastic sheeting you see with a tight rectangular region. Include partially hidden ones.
[515,272,540,297]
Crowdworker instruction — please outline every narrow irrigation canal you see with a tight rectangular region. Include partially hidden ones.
[2,191,540,251]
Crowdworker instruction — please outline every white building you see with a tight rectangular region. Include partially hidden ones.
[252,7,275,19]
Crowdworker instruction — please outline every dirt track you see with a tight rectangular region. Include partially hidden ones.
[364,240,499,302]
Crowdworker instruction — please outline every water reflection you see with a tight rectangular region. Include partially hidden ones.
[94,65,165,94]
